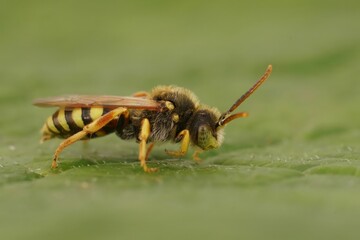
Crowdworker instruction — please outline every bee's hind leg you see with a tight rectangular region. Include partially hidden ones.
[51,107,129,169]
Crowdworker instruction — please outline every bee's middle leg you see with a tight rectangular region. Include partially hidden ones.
[165,130,190,158]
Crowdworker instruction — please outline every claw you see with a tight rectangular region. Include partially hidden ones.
[141,161,158,173]
[192,150,203,163]
[51,159,58,169]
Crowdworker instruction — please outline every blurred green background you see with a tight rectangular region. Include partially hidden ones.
[1,0,360,239]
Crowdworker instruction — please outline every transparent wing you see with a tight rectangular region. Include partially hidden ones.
[33,95,160,110]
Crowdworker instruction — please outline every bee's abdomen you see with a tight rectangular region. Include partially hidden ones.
[42,107,116,139]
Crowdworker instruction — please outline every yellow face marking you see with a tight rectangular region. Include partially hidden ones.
[90,107,104,121]
[57,108,70,131]
[197,125,219,150]
[46,116,60,134]
[72,108,84,128]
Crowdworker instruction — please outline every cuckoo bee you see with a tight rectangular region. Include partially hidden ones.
[34,65,272,172]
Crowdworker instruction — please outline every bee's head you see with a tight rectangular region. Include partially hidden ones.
[189,65,272,151]
[188,108,224,150]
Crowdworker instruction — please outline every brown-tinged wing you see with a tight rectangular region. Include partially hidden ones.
[33,95,160,110]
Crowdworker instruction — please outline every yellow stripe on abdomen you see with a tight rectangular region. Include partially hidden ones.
[90,107,104,120]
[95,130,108,137]
[57,108,70,131]
[46,116,60,134]
[71,108,85,128]
[43,107,110,138]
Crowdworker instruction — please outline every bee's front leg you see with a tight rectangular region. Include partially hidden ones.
[165,130,190,158]
[138,119,157,173]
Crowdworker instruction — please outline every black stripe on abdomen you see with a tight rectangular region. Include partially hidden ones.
[65,108,83,133]
[52,110,66,134]
[81,108,92,125]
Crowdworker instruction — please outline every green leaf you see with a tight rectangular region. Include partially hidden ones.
[1,1,360,240]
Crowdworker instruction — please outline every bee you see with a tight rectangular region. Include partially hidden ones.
[34,65,272,172]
